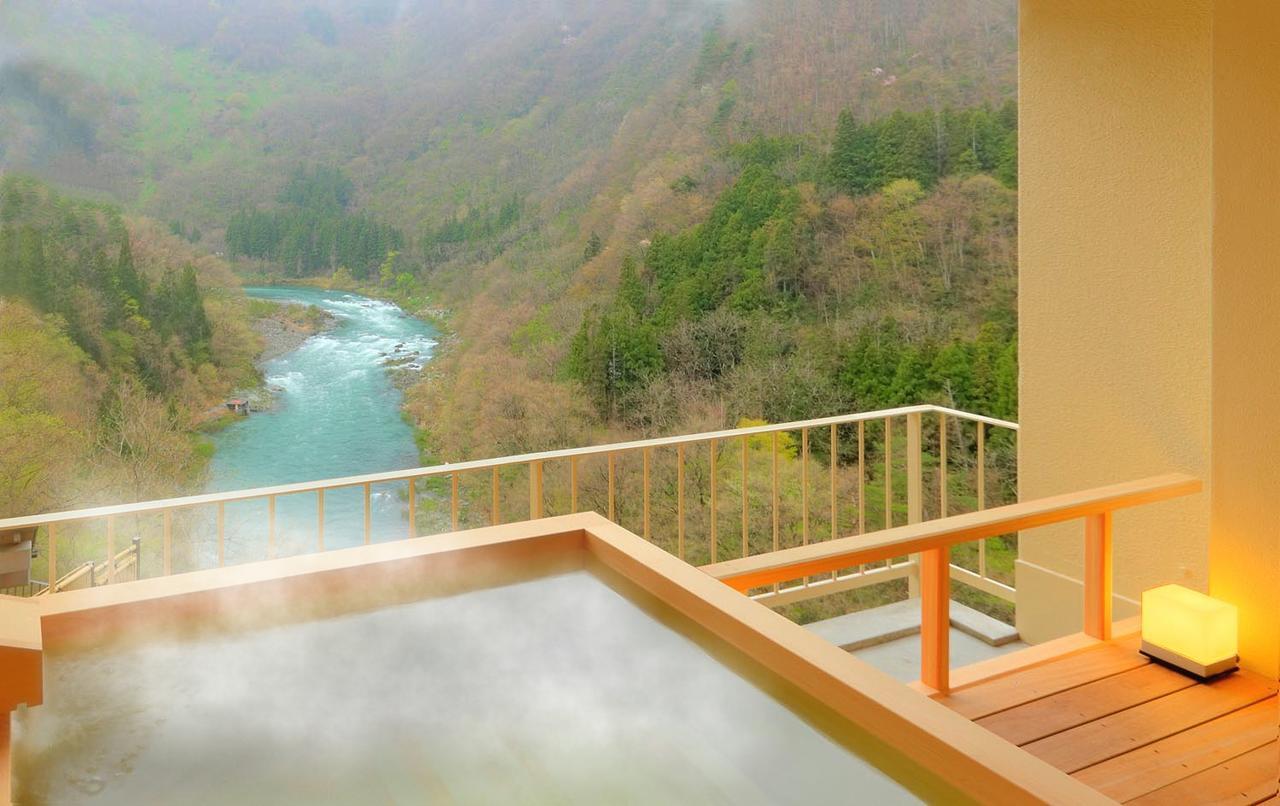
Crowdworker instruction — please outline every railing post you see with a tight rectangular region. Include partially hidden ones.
[450,474,459,530]
[363,482,372,545]
[490,468,500,526]
[906,412,923,598]
[677,444,686,560]
[106,516,115,584]
[801,428,810,548]
[921,545,951,692]
[569,456,579,513]
[771,432,780,592]
[709,440,718,563]
[608,452,617,521]
[938,412,948,517]
[48,522,57,585]
[644,447,652,541]
[407,478,417,538]
[857,421,866,536]
[1084,511,1113,640]
[740,437,748,557]
[217,502,226,566]
[529,460,543,519]
[266,497,275,560]
[317,489,325,551]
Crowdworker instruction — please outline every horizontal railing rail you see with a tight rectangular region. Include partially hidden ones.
[0,404,1018,612]
[702,473,1202,692]
[0,405,1014,530]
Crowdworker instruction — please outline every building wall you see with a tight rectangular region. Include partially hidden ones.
[1018,0,1280,677]
[1017,0,1214,643]
[1209,0,1280,679]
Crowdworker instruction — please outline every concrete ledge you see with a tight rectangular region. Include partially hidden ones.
[951,603,1021,647]
[804,599,1020,651]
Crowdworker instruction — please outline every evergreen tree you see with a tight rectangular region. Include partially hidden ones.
[584,231,603,261]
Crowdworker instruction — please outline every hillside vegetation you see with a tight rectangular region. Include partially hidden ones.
[0,0,1019,471]
[0,176,258,518]
[226,166,405,278]
[569,105,1018,435]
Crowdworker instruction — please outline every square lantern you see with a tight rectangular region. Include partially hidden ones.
[1140,584,1238,678]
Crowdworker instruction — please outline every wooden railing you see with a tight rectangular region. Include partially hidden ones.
[37,539,141,596]
[702,474,1203,693]
[0,404,1017,607]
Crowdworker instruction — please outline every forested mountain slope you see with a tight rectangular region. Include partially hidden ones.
[0,0,1018,464]
[0,176,258,517]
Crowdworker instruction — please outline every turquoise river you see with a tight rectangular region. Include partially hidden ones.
[207,286,436,561]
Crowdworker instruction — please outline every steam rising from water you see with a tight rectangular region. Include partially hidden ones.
[13,572,921,805]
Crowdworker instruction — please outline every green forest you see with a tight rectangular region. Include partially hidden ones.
[0,175,257,518]
[569,103,1018,432]
[225,166,405,278]
[1,177,214,387]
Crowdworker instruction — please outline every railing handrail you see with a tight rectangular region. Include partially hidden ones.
[702,473,1202,591]
[0,404,1016,531]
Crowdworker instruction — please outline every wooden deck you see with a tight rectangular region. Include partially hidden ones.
[935,633,1279,803]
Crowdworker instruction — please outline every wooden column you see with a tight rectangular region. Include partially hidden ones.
[1084,512,1113,640]
[921,545,951,692]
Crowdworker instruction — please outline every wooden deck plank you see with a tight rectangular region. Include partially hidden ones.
[1126,740,1278,805]
[940,636,1147,720]
[976,663,1197,746]
[1073,698,1278,802]
[1022,671,1278,773]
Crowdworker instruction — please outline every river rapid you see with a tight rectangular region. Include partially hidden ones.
[206,287,436,559]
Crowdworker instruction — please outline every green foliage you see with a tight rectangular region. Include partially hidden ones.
[838,320,1017,421]
[694,28,737,85]
[225,166,404,279]
[645,164,802,320]
[167,219,202,243]
[0,175,214,392]
[0,301,96,516]
[829,102,1018,195]
[277,165,353,213]
[420,196,522,257]
[570,163,807,413]
[583,231,603,261]
[152,265,213,363]
[724,136,806,170]
[670,175,699,194]
[570,105,1019,428]
[567,304,662,417]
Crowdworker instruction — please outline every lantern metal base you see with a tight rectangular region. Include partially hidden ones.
[1140,640,1238,679]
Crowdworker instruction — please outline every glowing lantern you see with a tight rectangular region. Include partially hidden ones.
[1140,584,1238,678]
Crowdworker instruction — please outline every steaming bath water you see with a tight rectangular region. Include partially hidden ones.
[11,571,940,804]
[206,287,436,562]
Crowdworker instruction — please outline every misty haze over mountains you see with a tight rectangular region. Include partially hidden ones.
[0,3,1019,602]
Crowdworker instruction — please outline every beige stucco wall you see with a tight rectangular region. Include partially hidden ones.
[1208,0,1280,679]
[1017,0,1214,643]
[1018,0,1280,678]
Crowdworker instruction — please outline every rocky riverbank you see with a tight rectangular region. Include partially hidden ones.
[204,301,338,419]
[253,302,336,364]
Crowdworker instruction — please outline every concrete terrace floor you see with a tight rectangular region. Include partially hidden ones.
[853,628,1028,682]
[801,599,1028,683]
